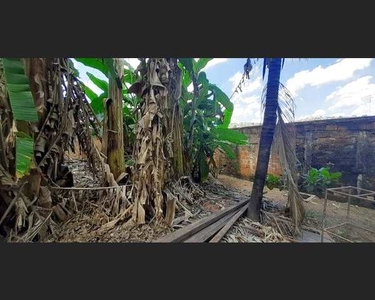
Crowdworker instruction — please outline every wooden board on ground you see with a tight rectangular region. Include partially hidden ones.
[154,199,249,243]
[184,210,239,243]
[209,205,248,243]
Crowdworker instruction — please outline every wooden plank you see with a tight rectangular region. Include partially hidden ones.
[164,189,177,227]
[164,198,176,226]
[184,210,239,243]
[172,215,185,227]
[209,205,248,243]
[154,199,249,243]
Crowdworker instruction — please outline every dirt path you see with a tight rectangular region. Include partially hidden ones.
[218,174,375,242]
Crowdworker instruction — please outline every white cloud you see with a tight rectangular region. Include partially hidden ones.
[84,80,102,95]
[228,66,263,125]
[229,72,262,94]
[229,72,242,90]
[229,79,262,113]
[187,83,194,92]
[312,109,326,117]
[201,58,229,71]
[285,58,373,97]
[327,76,375,111]
[351,105,371,116]
[230,96,262,124]
[124,58,140,69]
[296,115,311,121]
[240,95,259,105]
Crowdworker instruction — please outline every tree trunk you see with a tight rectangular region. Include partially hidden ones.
[167,58,184,179]
[172,109,184,178]
[185,70,199,177]
[102,58,125,181]
[247,58,281,221]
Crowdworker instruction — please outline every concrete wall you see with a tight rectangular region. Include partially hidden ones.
[217,116,375,191]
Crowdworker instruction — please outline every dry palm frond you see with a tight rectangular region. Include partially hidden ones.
[274,83,304,234]
[261,83,305,234]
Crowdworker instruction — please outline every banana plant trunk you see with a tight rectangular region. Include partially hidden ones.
[131,58,173,224]
[167,58,184,179]
[247,58,281,221]
[102,58,125,181]
[22,58,49,199]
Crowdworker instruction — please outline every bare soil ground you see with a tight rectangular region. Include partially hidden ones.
[218,174,375,242]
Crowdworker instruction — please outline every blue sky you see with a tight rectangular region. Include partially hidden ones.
[75,58,375,126]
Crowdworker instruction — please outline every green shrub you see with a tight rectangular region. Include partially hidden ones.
[266,174,282,190]
[302,166,342,197]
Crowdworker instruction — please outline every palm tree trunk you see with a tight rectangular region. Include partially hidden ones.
[247,58,282,221]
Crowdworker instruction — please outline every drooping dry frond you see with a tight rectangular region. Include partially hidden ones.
[262,83,305,234]
[275,83,304,234]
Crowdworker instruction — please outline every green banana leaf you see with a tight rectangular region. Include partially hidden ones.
[16,134,34,178]
[2,58,38,122]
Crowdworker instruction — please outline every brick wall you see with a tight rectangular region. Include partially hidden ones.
[217,116,375,191]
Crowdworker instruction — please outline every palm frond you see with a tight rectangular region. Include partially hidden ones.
[264,82,305,234]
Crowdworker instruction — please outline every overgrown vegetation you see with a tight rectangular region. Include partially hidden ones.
[0,58,102,241]
[0,57,249,240]
[0,57,311,241]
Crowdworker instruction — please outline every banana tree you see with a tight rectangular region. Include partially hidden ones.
[80,57,247,225]
[74,58,139,159]
[102,59,125,180]
[0,58,58,238]
[1,58,102,240]
[129,58,173,224]
[73,58,127,180]
[178,58,248,182]
[0,58,38,178]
